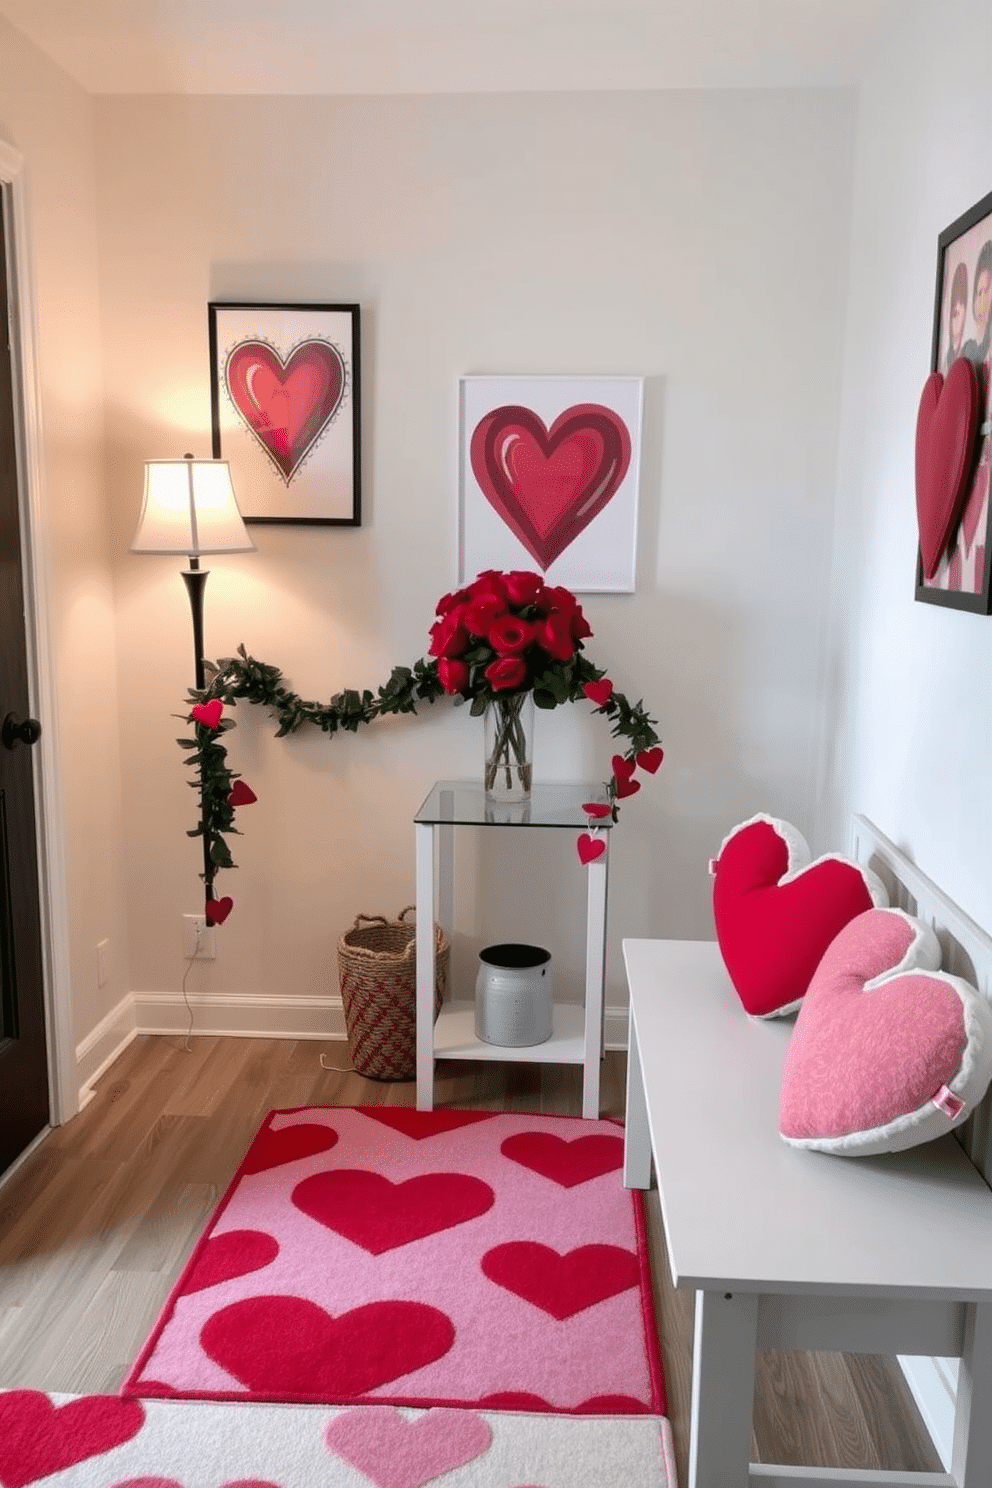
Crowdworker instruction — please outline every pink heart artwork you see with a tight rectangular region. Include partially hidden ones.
[205,897,233,926]
[470,404,631,570]
[291,1169,494,1254]
[576,833,606,865]
[481,1242,639,1320]
[500,1132,624,1187]
[583,678,614,706]
[191,700,223,729]
[325,1406,492,1488]
[226,340,345,483]
[0,1392,146,1488]
[915,357,980,579]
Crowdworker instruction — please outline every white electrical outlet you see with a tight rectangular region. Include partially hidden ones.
[183,914,216,960]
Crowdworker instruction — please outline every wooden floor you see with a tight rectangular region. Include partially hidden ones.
[0,1036,941,1483]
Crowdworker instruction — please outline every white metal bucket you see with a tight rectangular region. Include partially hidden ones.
[475,943,553,1047]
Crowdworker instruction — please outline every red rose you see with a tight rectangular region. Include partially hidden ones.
[570,603,593,642]
[504,570,544,607]
[463,593,506,636]
[489,614,535,655]
[469,571,509,604]
[537,610,575,662]
[435,586,470,616]
[534,583,576,617]
[484,656,527,691]
[437,657,470,694]
[428,608,469,658]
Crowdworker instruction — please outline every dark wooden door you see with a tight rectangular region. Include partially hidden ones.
[0,186,49,1175]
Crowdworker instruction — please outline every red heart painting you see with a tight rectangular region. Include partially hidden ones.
[179,1229,280,1296]
[500,1132,624,1187]
[915,357,980,579]
[0,1392,145,1488]
[291,1169,494,1254]
[200,1296,454,1396]
[226,340,345,483]
[470,404,631,570]
[481,1242,639,1320]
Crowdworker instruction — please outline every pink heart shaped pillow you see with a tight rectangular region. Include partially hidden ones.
[780,907,992,1155]
[711,814,887,1018]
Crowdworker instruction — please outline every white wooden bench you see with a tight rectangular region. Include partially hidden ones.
[622,815,992,1488]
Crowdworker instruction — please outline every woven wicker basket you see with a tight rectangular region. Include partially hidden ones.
[337,906,449,1081]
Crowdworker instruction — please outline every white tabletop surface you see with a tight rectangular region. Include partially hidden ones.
[624,937,992,1301]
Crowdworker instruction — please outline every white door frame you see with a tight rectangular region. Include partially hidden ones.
[0,137,77,1125]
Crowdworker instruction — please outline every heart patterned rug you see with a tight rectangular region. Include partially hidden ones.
[0,1391,674,1487]
[122,1107,667,1418]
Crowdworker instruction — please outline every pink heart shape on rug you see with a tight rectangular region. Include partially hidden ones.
[501,1132,624,1188]
[291,1169,494,1254]
[241,1122,338,1175]
[581,802,611,820]
[469,404,631,570]
[576,833,606,865]
[915,357,980,579]
[200,1296,455,1397]
[205,897,233,926]
[191,699,223,729]
[582,679,613,706]
[227,780,258,807]
[325,1406,492,1488]
[359,1108,499,1139]
[481,1242,639,1319]
[178,1230,279,1296]
[226,339,345,482]
[636,747,663,774]
[0,1392,145,1488]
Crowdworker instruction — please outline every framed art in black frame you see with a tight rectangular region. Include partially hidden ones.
[209,301,361,526]
[916,191,992,611]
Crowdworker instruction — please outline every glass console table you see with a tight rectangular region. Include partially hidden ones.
[414,780,613,1118]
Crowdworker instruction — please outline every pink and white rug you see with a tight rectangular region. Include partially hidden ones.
[122,1107,666,1416]
[0,1391,675,1487]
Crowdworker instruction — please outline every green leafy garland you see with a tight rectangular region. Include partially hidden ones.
[180,645,661,906]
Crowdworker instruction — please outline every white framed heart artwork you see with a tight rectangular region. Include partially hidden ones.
[209,302,361,525]
[458,375,643,593]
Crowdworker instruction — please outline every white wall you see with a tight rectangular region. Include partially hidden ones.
[0,19,128,1067]
[821,0,992,933]
[94,88,857,1028]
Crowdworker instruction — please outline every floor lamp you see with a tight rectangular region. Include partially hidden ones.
[131,453,255,900]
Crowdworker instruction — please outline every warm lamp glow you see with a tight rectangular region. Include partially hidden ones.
[131,456,255,557]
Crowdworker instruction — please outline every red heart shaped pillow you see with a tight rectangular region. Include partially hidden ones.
[711,815,886,1018]
[779,908,992,1155]
[915,356,980,580]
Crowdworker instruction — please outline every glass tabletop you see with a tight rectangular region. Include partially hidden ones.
[414,780,613,829]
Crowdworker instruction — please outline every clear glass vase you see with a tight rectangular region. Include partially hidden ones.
[483,692,534,804]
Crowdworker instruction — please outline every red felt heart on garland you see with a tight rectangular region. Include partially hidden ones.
[191,699,223,729]
[228,780,258,807]
[205,896,233,925]
[0,1392,146,1488]
[915,357,980,580]
[582,802,612,819]
[225,339,346,482]
[576,833,606,865]
[583,678,614,706]
[636,747,663,774]
[614,776,640,799]
[611,754,635,784]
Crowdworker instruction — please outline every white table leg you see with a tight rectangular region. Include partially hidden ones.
[415,822,436,1111]
[689,1288,758,1488]
[623,1003,652,1188]
[952,1301,992,1486]
[582,845,608,1119]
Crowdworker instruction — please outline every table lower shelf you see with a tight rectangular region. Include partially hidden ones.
[432,999,586,1063]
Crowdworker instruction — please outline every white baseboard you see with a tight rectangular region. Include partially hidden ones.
[898,1355,958,1472]
[75,991,630,1106]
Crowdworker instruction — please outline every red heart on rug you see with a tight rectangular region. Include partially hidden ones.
[915,357,979,579]
[227,780,258,807]
[0,1392,145,1488]
[291,1169,494,1253]
[576,833,606,865]
[581,802,612,820]
[582,679,613,706]
[481,1242,639,1320]
[469,404,631,570]
[636,747,663,774]
[500,1132,624,1187]
[200,1296,454,1396]
[712,814,882,1018]
[359,1108,499,1139]
[179,1229,280,1296]
[242,1122,338,1174]
[325,1406,492,1488]
[191,699,223,729]
[225,339,345,482]
[205,897,233,926]
[480,1391,648,1416]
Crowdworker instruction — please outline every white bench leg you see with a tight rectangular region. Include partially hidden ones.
[689,1287,758,1488]
[952,1301,992,1486]
[623,1004,652,1189]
